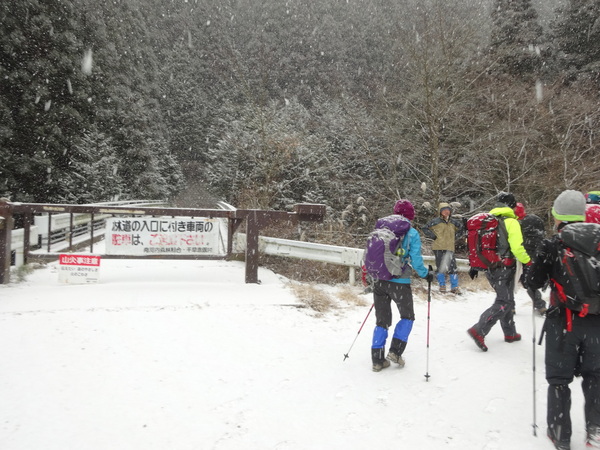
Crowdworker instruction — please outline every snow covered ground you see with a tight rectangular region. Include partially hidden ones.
[0,256,587,449]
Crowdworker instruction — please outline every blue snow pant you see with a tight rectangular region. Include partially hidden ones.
[545,312,600,444]
[371,280,414,349]
[471,266,517,337]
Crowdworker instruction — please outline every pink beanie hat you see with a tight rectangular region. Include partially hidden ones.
[393,199,415,220]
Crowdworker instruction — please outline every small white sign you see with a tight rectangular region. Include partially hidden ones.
[58,254,101,284]
[105,217,224,256]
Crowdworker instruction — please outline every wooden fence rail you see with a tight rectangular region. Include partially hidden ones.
[0,200,326,284]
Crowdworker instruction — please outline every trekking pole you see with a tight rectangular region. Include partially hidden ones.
[425,265,433,381]
[532,301,538,436]
[343,303,374,361]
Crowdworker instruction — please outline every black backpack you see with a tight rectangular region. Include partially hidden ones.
[520,214,545,256]
[553,222,600,316]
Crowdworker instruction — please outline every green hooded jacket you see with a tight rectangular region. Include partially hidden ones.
[489,206,530,265]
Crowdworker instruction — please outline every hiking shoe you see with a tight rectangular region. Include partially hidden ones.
[386,351,405,367]
[451,287,462,295]
[372,359,391,372]
[586,425,600,448]
[547,428,570,450]
[504,333,522,343]
[467,327,488,352]
[439,285,447,293]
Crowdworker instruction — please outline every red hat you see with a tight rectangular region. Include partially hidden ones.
[393,199,415,221]
[514,202,526,220]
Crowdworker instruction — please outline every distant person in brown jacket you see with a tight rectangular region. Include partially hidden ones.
[422,202,464,294]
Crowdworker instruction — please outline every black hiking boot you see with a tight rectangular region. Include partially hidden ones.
[467,327,488,352]
[586,425,600,448]
[547,428,570,450]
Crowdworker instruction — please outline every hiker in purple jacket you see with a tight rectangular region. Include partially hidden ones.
[370,199,433,372]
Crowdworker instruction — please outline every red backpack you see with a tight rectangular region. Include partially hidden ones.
[586,204,600,224]
[467,213,512,270]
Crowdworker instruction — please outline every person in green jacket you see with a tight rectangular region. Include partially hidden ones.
[422,202,464,294]
[467,192,531,352]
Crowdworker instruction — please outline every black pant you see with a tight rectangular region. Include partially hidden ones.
[545,312,600,442]
[373,280,414,328]
[472,266,517,336]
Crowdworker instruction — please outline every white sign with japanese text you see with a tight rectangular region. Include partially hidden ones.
[58,254,101,284]
[105,217,224,256]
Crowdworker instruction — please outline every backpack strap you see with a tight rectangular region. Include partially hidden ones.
[496,216,514,263]
[550,277,588,331]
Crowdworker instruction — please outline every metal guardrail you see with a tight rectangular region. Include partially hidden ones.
[234,233,469,284]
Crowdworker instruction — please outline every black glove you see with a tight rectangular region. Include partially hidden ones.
[520,265,530,289]
[425,265,434,283]
[469,268,478,280]
[519,273,529,289]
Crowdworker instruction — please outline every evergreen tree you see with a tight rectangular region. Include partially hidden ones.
[158,1,236,167]
[83,0,183,200]
[0,0,101,201]
[61,127,123,203]
[0,0,182,202]
[0,92,15,197]
[551,0,600,83]
[489,0,545,79]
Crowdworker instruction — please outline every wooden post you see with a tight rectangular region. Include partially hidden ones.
[245,211,260,284]
[23,213,32,265]
[0,200,13,284]
[90,212,94,252]
[47,213,52,252]
[69,213,74,250]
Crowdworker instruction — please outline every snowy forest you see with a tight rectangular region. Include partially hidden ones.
[2,0,600,244]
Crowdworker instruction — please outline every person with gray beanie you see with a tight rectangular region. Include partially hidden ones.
[527,189,600,449]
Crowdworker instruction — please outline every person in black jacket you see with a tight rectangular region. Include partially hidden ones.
[527,190,600,450]
[514,202,547,315]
